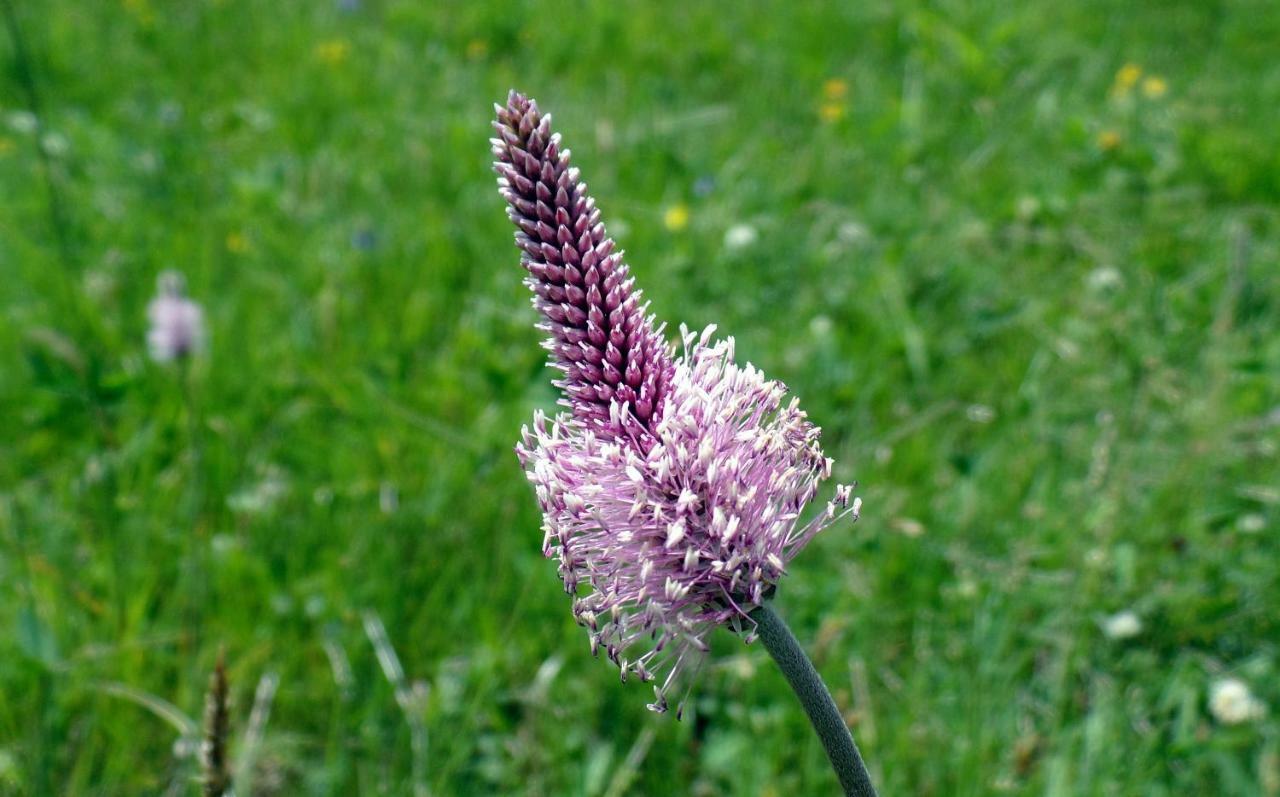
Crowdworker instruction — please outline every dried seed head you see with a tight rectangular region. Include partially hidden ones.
[201,649,232,797]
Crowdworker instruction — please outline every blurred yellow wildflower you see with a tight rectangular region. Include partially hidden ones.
[376,434,399,460]
[122,0,155,25]
[0,137,13,156]
[465,39,488,60]
[1142,76,1167,98]
[820,78,849,123]
[1114,63,1142,93]
[1097,129,1121,151]
[314,39,351,66]
[823,78,849,101]
[226,232,250,254]
[663,204,689,232]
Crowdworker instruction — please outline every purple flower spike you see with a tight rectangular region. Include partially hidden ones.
[492,91,673,445]
[496,93,859,714]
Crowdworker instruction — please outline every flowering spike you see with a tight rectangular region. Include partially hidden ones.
[496,92,860,714]
[494,91,672,443]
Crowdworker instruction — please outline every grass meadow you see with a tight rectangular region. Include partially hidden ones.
[2,1,1279,794]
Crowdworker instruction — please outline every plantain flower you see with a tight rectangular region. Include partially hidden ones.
[493,92,858,713]
[147,270,205,363]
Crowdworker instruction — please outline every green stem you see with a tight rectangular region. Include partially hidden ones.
[180,361,206,652]
[1,0,75,268]
[750,602,879,797]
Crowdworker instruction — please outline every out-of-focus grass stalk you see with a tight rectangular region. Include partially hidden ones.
[7,498,54,795]
[601,724,656,797]
[98,678,202,793]
[0,0,74,270]
[233,670,280,793]
[363,611,430,797]
[2,0,126,651]
[97,681,199,739]
[180,359,207,653]
[321,630,355,779]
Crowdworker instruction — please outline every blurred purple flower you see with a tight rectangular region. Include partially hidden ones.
[147,270,204,362]
[351,227,377,252]
[494,92,858,713]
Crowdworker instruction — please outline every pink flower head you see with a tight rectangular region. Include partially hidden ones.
[147,270,205,362]
[495,92,858,713]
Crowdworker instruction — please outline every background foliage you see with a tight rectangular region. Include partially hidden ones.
[2,0,1278,794]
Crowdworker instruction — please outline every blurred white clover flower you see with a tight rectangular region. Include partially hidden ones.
[1209,678,1267,725]
[1237,513,1266,534]
[723,223,758,251]
[1101,610,1142,640]
[147,270,205,363]
[6,110,37,134]
[1087,266,1124,292]
[40,131,69,158]
[227,465,289,515]
[809,314,834,338]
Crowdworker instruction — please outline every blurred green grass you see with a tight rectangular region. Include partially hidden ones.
[2,0,1278,794]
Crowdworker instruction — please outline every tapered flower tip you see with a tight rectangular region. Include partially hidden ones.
[500,89,533,117]
[492,91,673,444]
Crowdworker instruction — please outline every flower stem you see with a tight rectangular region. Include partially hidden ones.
[750,602,879,797]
